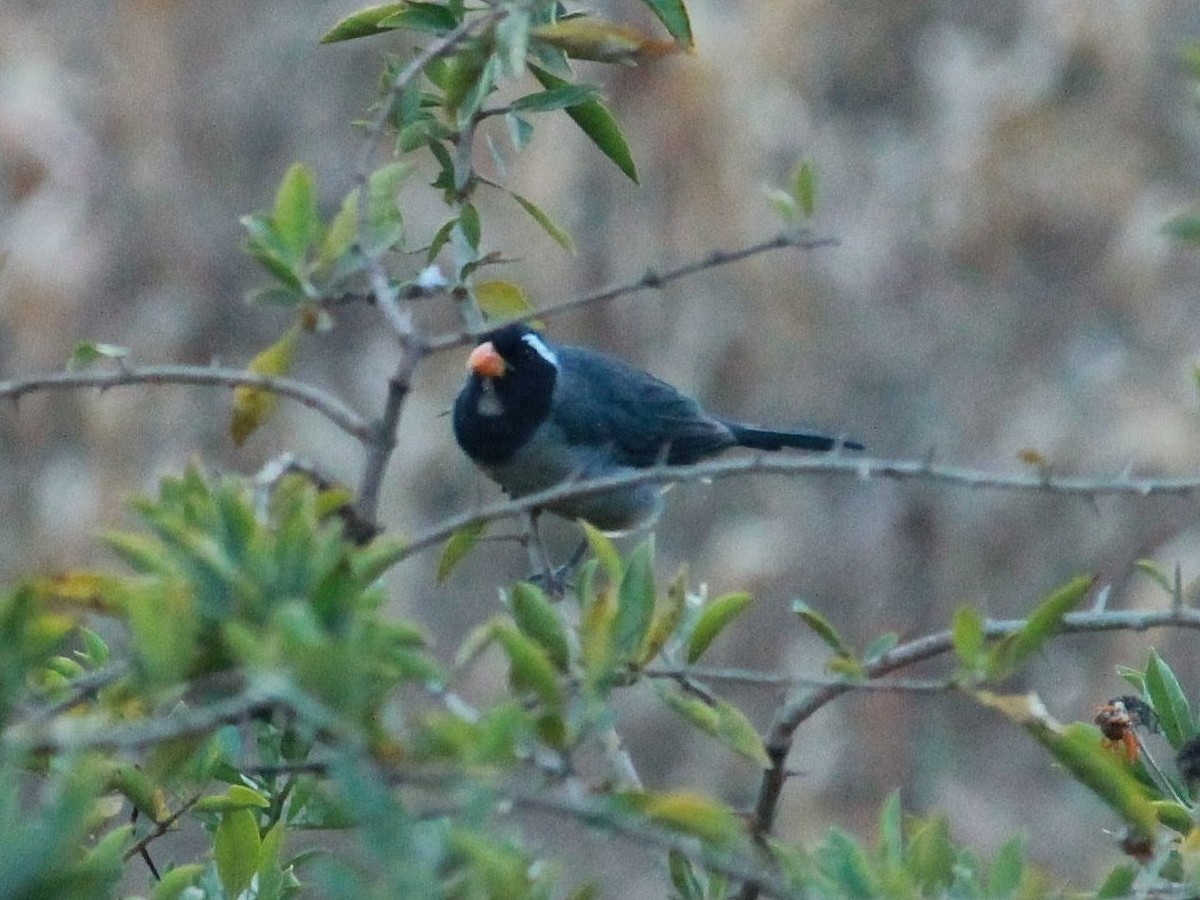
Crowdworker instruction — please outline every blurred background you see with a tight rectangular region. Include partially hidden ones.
[5,0,1200,893]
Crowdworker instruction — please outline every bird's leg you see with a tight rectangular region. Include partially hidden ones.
[522,509,562,596]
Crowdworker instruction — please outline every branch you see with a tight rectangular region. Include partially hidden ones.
[733,605,1200,900]
[0,365,372,441]
[399,453,1200,562]
[346,8,506,517]
[423,231,840,353]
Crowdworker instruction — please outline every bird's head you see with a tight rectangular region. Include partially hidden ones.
[465,322,559,383]
[453,323,558,463]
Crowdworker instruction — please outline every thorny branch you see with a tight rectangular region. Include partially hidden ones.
[0,365,372,440]
[423,231,842,353]
[398,452,1200,562]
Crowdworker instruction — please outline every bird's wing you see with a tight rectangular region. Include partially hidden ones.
[554,348,734,467]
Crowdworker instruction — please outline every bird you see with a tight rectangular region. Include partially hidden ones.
[452,322,863,535]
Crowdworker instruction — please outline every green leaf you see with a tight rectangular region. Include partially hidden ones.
[1163,212,1200,244]
[765,188,799,223]
[1095,864,1138,898]
[580,583,617,687]
[530,65,638,183]
[1144,649,1194,750]
[1152,799,1194,834]
[715,697,770,767]
[986,574,1093,679]
[1135,559,1174,595]
[656,680,720,732]
[427,218,457,262]
[793,599,851,656]
[152,864,206,900]
[614,538,656,664]
[214,808,262,899]
[509,83,601,113]
[668,849,704,899]
[687,591,752,664]
[377,2,459,34]
[230,323,301,447]
[951,605,986,674]
[639,563,687,665]
[320,3,408,42]
[458,203,481,250]
[493,622,564,710]
[506,113,534,151]
[509,191,576,254]
[365,161,412,253]
[861,631,898,664]
[510,582,570,672]
[820,828,880,897]
[194,784,272,814]
[905,814,954,892]
[877,791,903,867]
[640,0,694,46]
[793,159,817,218]
[273,163,320,262]
[988,836,1025,897]
[1117,664,1145,695]
[436,520,487,583]
[67,341,130,370]
[579,520,622,583]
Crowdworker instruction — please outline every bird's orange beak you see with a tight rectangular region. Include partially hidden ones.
[466,341,506,379]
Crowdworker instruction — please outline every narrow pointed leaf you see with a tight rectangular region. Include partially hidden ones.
[1144,649,1194,749]
[230,323,301,446]
[687,591,752,663]
[793,599,850,655]
[273,163,320,262]
[639,564,687,665]
[951,605,986,673]
[614,538,656,663]
[715,697,770,767]
[493,622,563,709]
[531,65,638,182]
[510,582,570,671]
[986,574,1093,679]
[641,0,694,46]
[436,519,487,583]
[580,520,622,583]
[320,3,408,42]
[510,191,576,254]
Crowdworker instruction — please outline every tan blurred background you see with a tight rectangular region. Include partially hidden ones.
[5,0,1200,893]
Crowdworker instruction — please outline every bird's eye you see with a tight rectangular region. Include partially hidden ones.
[520,333,558,366]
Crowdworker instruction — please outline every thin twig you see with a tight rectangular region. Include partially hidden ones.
[123,790,205,865]
[400,454,1200,562]
[423,231,841,353]
[0,365,371,440]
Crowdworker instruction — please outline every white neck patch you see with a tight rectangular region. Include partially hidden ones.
[521,332,559,367]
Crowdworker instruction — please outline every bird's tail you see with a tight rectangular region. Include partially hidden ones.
[727,423,864,453]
